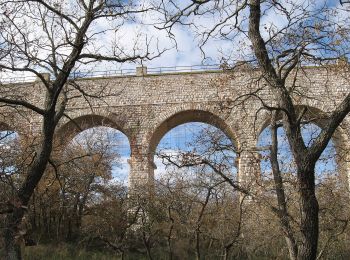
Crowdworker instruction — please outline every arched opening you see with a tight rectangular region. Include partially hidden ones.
[65,126,131,185]
[0,128,22,213]
[55,115,131,185]
[0,121,24,179]
[147,111,242,257]
[149,111,238,188]
[0,130,20,176]
[149,110,238,161]
[33,117,131,241]
[154,122,237,182]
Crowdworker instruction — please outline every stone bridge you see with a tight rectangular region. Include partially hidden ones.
[1,65,350,190]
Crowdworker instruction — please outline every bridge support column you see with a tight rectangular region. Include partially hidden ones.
[337,151,350,192]
[127,145,155,229]
[333,127,350,193]
[237,149,261,196]
[128,148,155,196]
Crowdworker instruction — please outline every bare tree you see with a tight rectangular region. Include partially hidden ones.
[157,1,350,259]
[155,124,247,258]
[0,1,162,259]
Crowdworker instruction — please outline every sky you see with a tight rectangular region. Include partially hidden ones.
[258,123,337,182]
[2,0,349,82]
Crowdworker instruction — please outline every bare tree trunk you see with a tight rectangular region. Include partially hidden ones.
[270,112,298,260]
[141,229,153,260]
[167,205,174,260]
[3,112,56,259]
[3,208,24,260]
[74,172,96,239]
[195,228,201,260]
[297,168,319,260]
[195,187,212,260]
[248,1,320,258]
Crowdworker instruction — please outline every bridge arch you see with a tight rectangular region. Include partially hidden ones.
[0,121,22,141]
[148,109,239,161]
[137,108,266,192]
[0,122,21,176]
[55,114,132,185]
[56,114,130,143]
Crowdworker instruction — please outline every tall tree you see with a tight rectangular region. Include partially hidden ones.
[158,0,350,259]
[0,1,161,259]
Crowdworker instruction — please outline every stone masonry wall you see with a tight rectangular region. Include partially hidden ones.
[1,66,349,191]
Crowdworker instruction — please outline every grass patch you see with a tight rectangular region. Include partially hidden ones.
[23,244,123,260]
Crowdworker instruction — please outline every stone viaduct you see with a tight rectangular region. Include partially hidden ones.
[1,65,350,191]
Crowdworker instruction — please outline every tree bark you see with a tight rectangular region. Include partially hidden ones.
[270,112,298,260]
[297,168,319,260]
[3,112,56,259]
[3,208,24,260]
[248,1,320,259]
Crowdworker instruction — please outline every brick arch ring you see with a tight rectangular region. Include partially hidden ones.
[55,114,130,146]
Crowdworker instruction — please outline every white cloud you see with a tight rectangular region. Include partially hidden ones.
[112,155,130,185]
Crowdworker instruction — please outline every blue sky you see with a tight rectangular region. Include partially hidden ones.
[258,123,337,181]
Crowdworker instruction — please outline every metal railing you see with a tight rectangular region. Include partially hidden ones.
[69,64,222,78]
[146,64,221,74]
[0,75,37,84]
[0,64,223,84]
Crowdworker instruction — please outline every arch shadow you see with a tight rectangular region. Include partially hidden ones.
[0,122,14,132]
